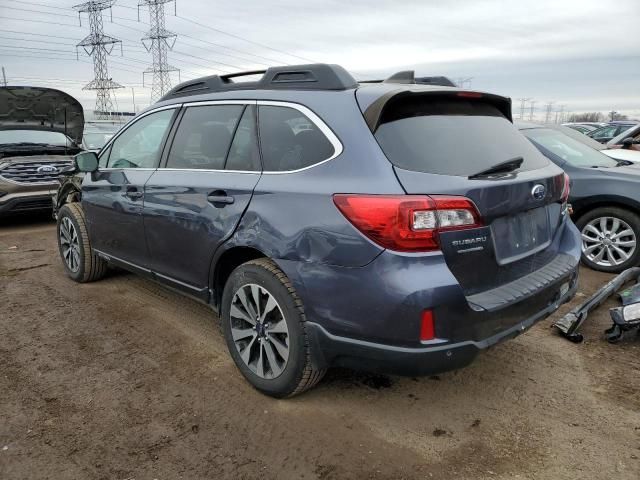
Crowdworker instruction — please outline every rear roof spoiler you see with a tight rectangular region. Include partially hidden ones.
[362,89,513,132]
[359,71,457,87]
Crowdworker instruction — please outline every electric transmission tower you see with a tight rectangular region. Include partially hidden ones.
[74,1,123,119]
[139,0,180,102]
[544,102,555,124]
[528,100,537,122]
[517,98,531,120]
[454,77,473,89]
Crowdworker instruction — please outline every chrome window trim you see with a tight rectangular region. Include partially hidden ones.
[152,99,343,175]
[97,104,181,167]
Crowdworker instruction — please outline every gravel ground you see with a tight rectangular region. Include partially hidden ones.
[1,216,639,480]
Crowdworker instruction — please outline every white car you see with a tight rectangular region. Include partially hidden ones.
[552,124,640,163]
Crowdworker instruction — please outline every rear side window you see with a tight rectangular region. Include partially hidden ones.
[226,106,260,171]
[374,96,549,176]
[258,105,335,171]
[167,105,243,170]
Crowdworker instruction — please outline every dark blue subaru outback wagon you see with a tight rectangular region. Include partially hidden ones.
[55,64,581,397]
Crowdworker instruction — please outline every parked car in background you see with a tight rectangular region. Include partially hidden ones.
[547,124,640,163]
[607,123,640,152]
[588,122,638,144]
[81,120,124,152]
[519,123,640,273]
[0,86,83,217]
[563,122,604,134]
[53,64,580,397]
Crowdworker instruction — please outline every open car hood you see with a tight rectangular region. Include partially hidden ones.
[0,86,84,144]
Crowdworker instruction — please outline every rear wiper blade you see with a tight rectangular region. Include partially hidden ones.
[468,156,524,179]
[616,160,634,167]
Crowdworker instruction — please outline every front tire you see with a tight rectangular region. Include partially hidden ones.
[56,203,108,282]
[221,258,325,398]
[576,207,640,273]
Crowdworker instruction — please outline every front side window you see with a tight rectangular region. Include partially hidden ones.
[107,109,175,169]
[166,105,243,170]
[589,125,618,140]
[258,105,335,171]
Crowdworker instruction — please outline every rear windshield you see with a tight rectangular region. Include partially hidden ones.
[374,97,549,176]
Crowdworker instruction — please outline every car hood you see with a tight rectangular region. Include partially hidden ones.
[0,86,84,144]
[601,148,640,163]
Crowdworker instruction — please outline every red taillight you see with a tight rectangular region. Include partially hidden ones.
[333,194,482,252]
[420,310,435,341]
[561,173,570,203]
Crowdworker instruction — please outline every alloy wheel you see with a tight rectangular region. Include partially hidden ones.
[581,216,636,267]
[59,216,81,273]
[230,283,290,379]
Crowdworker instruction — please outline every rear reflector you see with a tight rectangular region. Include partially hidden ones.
[333,194,482,252]
[420,310,435,341]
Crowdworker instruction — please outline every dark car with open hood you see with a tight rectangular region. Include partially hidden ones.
[0,86,84,217]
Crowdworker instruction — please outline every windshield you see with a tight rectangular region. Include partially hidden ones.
[524,128,618,168]
[0,129,72,146]
[83,132,115,150]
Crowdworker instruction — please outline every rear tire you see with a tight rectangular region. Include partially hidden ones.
[575,206,640,273]
[56,203,108,282]
[221,258,325,398]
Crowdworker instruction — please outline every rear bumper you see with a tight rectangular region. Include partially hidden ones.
[276,218,581,375]
[306,278,577,376]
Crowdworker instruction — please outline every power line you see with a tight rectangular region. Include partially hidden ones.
[173,14,317,64]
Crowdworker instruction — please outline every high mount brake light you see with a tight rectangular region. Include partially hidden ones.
[333,194,483,252]
[456,92,483,98]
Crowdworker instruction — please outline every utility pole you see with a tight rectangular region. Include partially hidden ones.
[528,100,537,122]
[74,0,123,119]
[517,98,531,120]
[609,110,618,121]
[138,0,180,102]
[544,102,555,124]
[1,67,7,87]
[131,87,136,113]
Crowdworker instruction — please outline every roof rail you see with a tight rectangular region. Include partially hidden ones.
[159,63,358,101]
[360,72,457,87]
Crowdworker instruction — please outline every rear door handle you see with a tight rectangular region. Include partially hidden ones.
[125,189,143,200]
[207,192,234,205]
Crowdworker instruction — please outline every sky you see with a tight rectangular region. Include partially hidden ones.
[1,0,639,120]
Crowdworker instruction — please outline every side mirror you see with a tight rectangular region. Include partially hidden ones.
[74,151,99,173]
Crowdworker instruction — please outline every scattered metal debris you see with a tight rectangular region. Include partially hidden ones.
[553,267,640,342]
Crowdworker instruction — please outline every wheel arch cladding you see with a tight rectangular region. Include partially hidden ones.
[573,195,640,221]
[212,246,268,308]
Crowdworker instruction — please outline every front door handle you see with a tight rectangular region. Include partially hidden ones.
[125,189,143,200]
[207,192,234,205]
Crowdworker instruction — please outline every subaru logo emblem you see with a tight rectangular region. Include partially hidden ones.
[531,184,546,200]
[37,165,59,174]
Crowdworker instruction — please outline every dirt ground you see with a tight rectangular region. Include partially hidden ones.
[0,216,638,480]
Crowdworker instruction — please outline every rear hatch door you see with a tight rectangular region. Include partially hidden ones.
[362,89,570,301]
